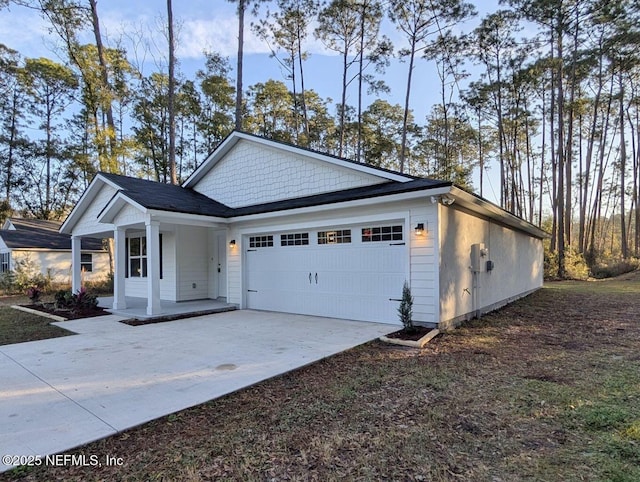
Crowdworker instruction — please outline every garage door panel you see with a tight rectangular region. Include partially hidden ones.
[246,225,408,324]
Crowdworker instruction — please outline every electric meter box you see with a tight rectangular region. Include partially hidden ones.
[470,243,488,272]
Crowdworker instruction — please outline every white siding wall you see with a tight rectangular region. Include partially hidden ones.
[409,203,439,324]
[194,140,386,208]
[439,205,544,327]
[160,232,177,301]
[124,230,178,301]
[176,226,210,300]
[227,227,242,306]
[10,250,110,284]
[226,199,440,324]
[112,203,146,226]
[71,184,117,236]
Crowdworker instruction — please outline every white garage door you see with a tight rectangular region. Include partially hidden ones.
[245,223,407,324]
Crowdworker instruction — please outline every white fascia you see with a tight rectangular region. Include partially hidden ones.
[227,185,453,224]
[146,210,228,227]
[60,174,124,234]
[97,192,148,226]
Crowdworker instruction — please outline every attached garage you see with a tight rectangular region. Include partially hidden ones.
[63,131,545,327]
[245,222,408,324]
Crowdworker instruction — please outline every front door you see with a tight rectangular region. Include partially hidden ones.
[216,232,227,299]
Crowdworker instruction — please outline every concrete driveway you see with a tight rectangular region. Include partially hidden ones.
[0,310,396,472]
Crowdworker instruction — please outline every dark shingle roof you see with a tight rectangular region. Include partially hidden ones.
[0,222,104,251]
[100,172,451,219]
[231,178,452,217]
[100,172,231,217]
[7,218,63,232]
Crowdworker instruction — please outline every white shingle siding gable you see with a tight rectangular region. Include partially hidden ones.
[112,203,146,227]
[193,141,387,208]
[71,184,117,236]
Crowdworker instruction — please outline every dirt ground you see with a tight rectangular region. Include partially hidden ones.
[4,273,640,481]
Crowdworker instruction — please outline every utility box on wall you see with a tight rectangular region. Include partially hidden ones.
[470,243,489,272]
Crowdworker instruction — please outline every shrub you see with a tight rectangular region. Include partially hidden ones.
[74,287,98,310]
[54,289,74,309]
[14,255,50,292]
[54,287,99,311]
[0,271,15,293]
[83,272,113,294]
[26,286,42,303]
[591,258,640,279]
[544,246,589,280]
[398,281,414,332]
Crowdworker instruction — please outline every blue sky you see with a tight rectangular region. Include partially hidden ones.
[0,0,503,202]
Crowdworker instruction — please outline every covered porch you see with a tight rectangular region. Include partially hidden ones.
[98,296,236,320]
[60,173,234,317]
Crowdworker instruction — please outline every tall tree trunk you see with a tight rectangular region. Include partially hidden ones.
[619,70,628,258]
[235,0,245,130]
[5,89,18,205]
[88,0,117,172]
[167,0,177,184]
[580,48,603,253]
[399,35,417,173]
[538,86,546,228]
[556,16,566,279]
[338,43,349,157]
[356,0,366,163]
[634,100,640,256]
[296,21,309,145]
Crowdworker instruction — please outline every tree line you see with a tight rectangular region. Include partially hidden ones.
[0,0,639,277]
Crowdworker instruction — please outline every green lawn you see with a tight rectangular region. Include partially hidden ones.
[0,305,73,346]
[4,274,640,481]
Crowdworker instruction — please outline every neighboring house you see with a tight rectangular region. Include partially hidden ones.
[0,218,109,285]
[61,131,546,327]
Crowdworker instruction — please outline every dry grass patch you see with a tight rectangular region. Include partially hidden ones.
[0,306,73,346]
[4,275,640,481]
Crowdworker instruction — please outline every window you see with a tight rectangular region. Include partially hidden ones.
[127,236,147,277]
[318,229,351,245]
[362,225,403,242]
[281,233,309,246]
[125,234,162,278]
[249,235,274,248]
[81,253,93,272]
[0,252,9,273]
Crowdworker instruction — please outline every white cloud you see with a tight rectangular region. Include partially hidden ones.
[0,6,61,60]
[177,16,270,58]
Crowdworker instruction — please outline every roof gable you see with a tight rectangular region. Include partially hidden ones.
[183,131,415,208]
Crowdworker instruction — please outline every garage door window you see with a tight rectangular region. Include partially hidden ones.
[362,225,403,242]
[318,229,351,244]
[281,233,309,246]
[249,235,273,248]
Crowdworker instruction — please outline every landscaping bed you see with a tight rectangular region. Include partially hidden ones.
[5,272,640,481]
[18,303,110,320]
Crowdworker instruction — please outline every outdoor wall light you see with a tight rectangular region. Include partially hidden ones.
[415,223,425,236]
[229,239,236,248]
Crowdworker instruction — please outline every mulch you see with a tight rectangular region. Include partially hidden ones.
[384,325,434,341]
[21,303,110,320]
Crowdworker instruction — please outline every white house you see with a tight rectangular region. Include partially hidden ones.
[61,131,545,328]
[0,218,109,284]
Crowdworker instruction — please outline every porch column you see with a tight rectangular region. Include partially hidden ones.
[71,235,82,293]
[146,220,161,316]
[112,227,127,310]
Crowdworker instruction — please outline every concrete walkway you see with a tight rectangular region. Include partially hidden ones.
[0,310,396,472]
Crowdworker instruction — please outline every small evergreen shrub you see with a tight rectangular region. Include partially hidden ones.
[398,281,414,332]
